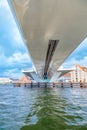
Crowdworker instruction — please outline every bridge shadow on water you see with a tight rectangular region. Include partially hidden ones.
[20,87,87,130]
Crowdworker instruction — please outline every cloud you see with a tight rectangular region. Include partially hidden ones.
[10,24,26,49]
[0,0,27,50]
[0,49,33,78]
[8,52,32,65]
[0,0,9,10]
[0,0,15,20]
[0,0,33,78]
[62,56,87,69]
[1,68,23,78]
[0,51,32,68]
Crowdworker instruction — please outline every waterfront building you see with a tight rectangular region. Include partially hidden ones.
[62,73,71,82]
[56,64,87,83]
[71,65,87,82]
[18,76,31,83]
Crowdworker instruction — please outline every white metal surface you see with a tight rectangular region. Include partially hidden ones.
[8,0,87,79]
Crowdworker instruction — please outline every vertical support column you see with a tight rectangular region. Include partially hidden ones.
[18,83,20,87]
[53,82,55,87]
[38,82,40,87]
[61,82,63,88]
[70,82,73,88]
[45,82,47,88]
[80,82,83,88]
[24,83,26,87]
[31,82,33,88]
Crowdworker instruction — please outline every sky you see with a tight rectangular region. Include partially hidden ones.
[0,0,87,78]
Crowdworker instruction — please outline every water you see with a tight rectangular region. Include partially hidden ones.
[0,84,87,130]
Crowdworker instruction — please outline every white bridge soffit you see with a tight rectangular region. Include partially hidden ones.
[8,0,87,71]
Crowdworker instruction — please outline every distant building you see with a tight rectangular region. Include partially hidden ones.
[0,78,12,84]
[18,76,31,83]
[63,73,71,82]
[71,64,87,82]
[59,73,71,82]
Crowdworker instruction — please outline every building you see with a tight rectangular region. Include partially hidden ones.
[71,64,87,82]
[0,78,12,84]
[18,76,31,83]
[57,73,71,82]
[63,73,71,82]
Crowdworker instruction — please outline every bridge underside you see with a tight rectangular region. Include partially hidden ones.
[22,68,73,82]
[8,0,87,80]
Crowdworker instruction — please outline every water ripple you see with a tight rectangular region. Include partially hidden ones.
[0,85,87,130]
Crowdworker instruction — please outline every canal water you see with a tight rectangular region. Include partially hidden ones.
[0,84,87,130]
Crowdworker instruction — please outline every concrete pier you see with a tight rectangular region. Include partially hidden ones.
[61,83,63,88]
[70,82,73,88]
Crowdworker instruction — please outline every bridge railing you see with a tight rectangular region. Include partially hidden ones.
[13,82,87,88]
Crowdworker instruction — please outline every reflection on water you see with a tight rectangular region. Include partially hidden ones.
[21,88,87,130]
[0,85,87,130]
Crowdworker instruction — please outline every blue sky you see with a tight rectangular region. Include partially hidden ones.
[0,0,87,78]
[0,0,33,78]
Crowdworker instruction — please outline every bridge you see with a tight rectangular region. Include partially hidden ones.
[7,0,87,82]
